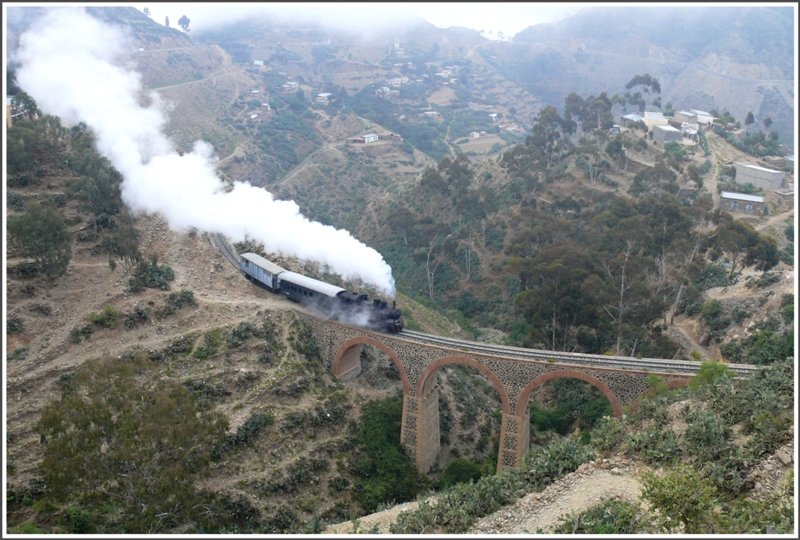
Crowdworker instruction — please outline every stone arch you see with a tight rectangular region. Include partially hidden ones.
[515,370,623,418]
[332,336,410,393]
[417,356,511,415]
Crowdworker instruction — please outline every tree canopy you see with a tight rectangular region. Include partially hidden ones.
[8,203,72,280]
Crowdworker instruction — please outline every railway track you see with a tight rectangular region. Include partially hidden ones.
[209,232,240,269]
[205,236,758,379]
[399,329,759,378]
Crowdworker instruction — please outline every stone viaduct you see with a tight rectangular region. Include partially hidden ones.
[298,314,709,474]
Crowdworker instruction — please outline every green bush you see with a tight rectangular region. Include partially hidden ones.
[8,192,25,211]
[683,409,729,461]
[89,306,119,328]
[227,321,256,348]
[7,315,24,334]
[64,506,94,534]
[351,396,421,513]
[438,458,485,489]
[552,499,652,534]
[590,415,625,453]
[167,289,196,309]
[689,360,734,390]
[193,329,224,359]
[35,356,228,532]
[640,465,720,533]
[123,307,150,329]
[128,259,175,291]
[214,411,275,460]
[69,323,94,343]
[624,426,680,464]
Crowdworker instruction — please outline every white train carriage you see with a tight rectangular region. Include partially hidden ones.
[240,252,286,291]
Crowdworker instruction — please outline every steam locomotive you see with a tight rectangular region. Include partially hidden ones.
[239,252,404,333]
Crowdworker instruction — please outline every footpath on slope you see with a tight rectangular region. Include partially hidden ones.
[323,456,642,534]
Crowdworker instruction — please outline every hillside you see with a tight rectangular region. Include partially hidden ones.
[4,5,795,535]
[496,6,795,145]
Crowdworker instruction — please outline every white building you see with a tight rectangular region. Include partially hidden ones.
[643,111,669,130]
[734,162,785,191]
[653,124,681,144]
[690,109,715,126]
[673,110,697,124]
[720,191,765,214]
[363,133,379,144]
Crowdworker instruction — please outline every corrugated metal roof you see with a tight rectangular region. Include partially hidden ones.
[676,110,696,116]
[721,191,764,203]
[655,124,681,132]
[622,113,643,121]
[241,252,286,275]
[279,271,345,298]
[735,162,782,174]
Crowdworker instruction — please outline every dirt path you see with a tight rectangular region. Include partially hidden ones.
[472,465,643,534]
[322,457,643,534]
[444,110,458,158]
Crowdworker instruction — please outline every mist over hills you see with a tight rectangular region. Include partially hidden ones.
[497,6,795,145]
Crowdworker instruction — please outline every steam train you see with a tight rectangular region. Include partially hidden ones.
[239,252,404,333]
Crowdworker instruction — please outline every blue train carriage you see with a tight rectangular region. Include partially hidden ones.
[240,252,286,291]
[277,271,345,313]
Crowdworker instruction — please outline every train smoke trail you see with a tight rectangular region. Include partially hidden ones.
[14,8,396,296]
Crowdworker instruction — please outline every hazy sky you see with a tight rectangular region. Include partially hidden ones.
[139,2,583,39]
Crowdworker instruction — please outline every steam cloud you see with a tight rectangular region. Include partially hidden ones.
[14,8,396,296]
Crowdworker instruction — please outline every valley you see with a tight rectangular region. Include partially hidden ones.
[4,4,795,535]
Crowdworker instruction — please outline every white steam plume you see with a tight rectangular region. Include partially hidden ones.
[14,8,396,296]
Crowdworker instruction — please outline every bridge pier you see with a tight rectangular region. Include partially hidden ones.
[401,388,440,474]
[498,412,530,471]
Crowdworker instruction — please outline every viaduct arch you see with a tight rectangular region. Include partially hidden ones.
[309,315,698,473]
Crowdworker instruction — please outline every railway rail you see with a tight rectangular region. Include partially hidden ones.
[208,234,759,378]
[398,329,759,378]
[209,232,240,269]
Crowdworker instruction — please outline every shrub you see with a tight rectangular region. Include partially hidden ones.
[64,506,94,534]
[227,321,256,348]
[214,411,275,460]
[590,415,625,454]
[625,426,681,464]
[438,458,485,489]
[28,303,53,316]
[89,306,119,328]
[128,259,175,291]
[551,499,652,534]
[640,465,720,533]
[167,289,196,309]
[351,396,421,513]
[683,409,730,461]
[689,360,734,390]
[7,315,24,334]
[123,307,150,329]
[69,323,94,343]
[8,192,25,211]
[193,329,224,359]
